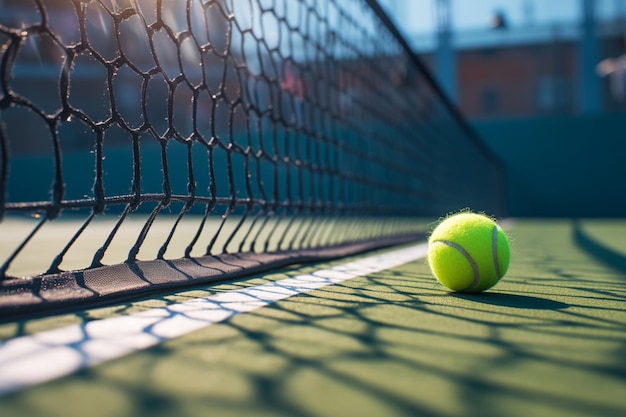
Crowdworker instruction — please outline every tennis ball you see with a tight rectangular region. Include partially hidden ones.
[428,212,510,293]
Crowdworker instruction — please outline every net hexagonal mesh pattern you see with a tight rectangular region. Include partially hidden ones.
[0,0,504,317]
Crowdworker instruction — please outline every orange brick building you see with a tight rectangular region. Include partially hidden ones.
[418,30,625,120]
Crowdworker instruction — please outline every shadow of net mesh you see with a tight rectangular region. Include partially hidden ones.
[0,0,504,317]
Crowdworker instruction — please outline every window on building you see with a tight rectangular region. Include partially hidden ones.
[536,77,573,114]
[481,88,499,115]
[480,48,499,58]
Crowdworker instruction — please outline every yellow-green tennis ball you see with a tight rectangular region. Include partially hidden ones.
[428,212,510,293]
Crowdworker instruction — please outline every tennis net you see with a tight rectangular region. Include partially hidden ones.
[0,0,504,318]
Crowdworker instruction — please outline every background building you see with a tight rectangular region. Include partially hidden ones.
[381,0,626,217]
[382,0,626,118]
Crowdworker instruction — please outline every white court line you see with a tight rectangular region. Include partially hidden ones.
[0,242,428,396]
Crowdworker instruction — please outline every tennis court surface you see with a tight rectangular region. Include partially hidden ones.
[0,1,624,416]
[0,219,625,417]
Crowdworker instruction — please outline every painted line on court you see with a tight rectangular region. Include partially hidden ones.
[0,242,428,396]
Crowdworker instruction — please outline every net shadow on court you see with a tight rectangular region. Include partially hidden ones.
[2,233,624,417]
[572,220,626,276]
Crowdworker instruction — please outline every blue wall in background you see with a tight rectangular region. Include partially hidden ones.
[6,114,625,218]
[475,113,626,217]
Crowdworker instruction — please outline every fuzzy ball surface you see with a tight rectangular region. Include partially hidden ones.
[428,212,510,293]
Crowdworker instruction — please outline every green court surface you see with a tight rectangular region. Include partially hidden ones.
[0,220,625,417]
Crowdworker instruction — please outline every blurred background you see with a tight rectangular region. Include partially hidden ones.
[380,0,626,217]
[1,0,624,218]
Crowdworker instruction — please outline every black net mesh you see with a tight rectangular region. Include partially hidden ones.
[0,0,504,316]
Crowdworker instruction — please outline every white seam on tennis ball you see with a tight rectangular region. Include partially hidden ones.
[492,225,501,279]
[435,240,479,290]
